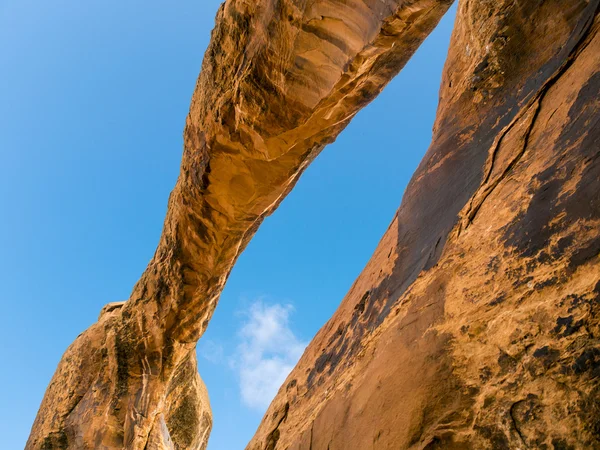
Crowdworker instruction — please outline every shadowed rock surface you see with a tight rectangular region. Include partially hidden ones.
[26,0,454,448]
[248,0,600,449]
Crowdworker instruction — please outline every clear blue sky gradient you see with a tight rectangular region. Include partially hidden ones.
[0,1,457,448]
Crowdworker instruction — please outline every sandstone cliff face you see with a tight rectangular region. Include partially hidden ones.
[27,1,454,448]
[248,1,600,449]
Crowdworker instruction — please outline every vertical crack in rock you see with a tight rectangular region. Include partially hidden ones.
[509,400,527,448]
[458,0,600,234]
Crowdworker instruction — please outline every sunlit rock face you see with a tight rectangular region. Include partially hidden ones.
[27,0,600,448]
[27,303,213,450]
[26,1,454,448]
[247,1,600,449]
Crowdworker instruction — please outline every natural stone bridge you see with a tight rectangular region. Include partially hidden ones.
[27,0,600,448]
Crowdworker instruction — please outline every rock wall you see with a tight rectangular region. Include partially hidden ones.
[247,0,600,448]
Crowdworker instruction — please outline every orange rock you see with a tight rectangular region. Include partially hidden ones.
[26,1,453,448]
[27,0,600,448]
[248,1,600,448]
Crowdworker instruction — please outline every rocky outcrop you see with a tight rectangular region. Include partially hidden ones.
[26,1,455,448]
[248,0,600,449]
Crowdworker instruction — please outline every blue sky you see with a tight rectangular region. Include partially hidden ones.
[0,1,456,448]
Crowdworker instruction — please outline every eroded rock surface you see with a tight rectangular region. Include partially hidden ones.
[248,1,600,449]
[28,0,599,448]
[26,0,454,448]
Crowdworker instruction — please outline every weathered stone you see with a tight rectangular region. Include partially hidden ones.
[26,0,454,448]
[27,0,600,448]
[248,1,600,449]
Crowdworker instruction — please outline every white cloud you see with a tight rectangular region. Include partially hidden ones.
[198,339,224,364]
[233,301,306,411]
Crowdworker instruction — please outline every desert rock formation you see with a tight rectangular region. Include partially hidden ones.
[27,0,599,449]
[27,0,454,448]
[248,0,600,449]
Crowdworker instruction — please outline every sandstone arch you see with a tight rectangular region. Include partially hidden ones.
[27,0,600,449]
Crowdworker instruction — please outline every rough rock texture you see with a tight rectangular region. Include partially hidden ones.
[248,1,600,449]
[26,1,454,448]
[28,0,600,448]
